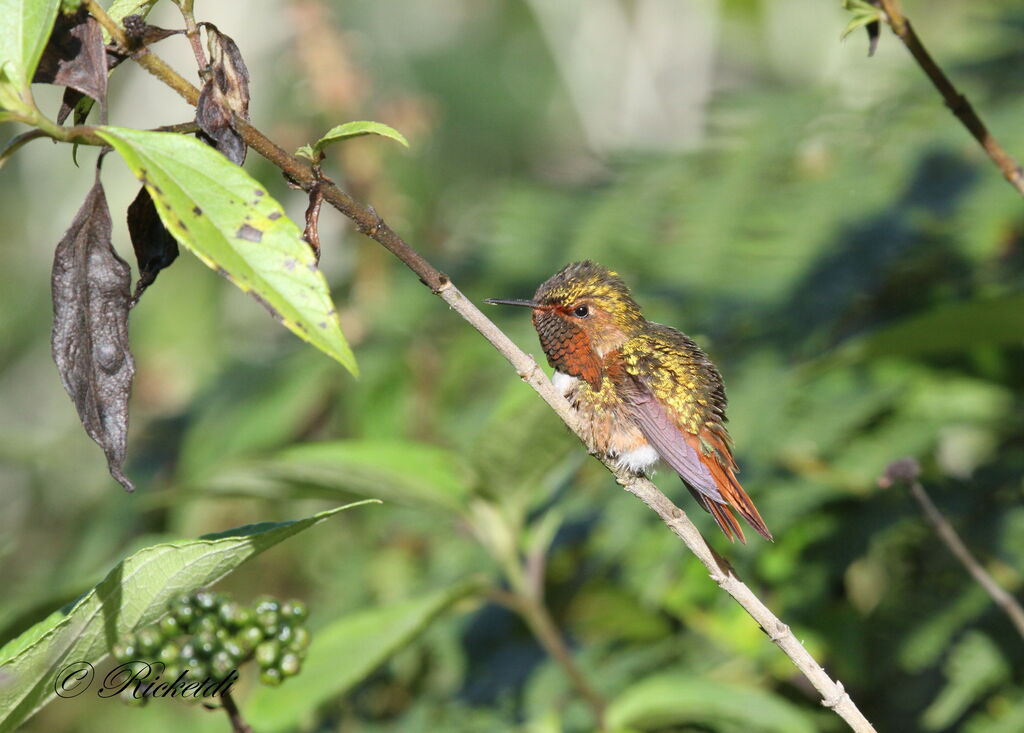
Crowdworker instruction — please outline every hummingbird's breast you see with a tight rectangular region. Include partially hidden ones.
[552,370,658,473]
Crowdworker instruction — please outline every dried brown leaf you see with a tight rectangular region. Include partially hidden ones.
[195,23,250,165]
[127,186,179,302]
[33,8,107,115]
[51,176,136,491]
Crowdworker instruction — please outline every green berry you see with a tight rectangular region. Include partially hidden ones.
[171,602,196,629]
[240,625,263,648]
[276,624,294,645]
[194,591,217,612]
[281,600,308,621]
[218,601,241,626]
[289,626,310,651]
[210,650,235,679]
[183,657,207,680]
[195,631,218,656]
[195,615,219,634]
[222,638,245,661]
[259,667,283,687]
[257,610,280,636]
[255,640,280,668]
[254,596,280,614]
[279,652,301,677]
[111,634,137,663]
[158,615,180,638]
[158,643,180,666]
[137,627,163,655]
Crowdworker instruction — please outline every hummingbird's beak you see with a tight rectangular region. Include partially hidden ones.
[484,298,541,309]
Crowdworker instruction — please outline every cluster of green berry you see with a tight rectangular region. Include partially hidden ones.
[111,590,310,688]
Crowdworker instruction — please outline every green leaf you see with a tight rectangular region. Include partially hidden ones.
[0,0,60,101]
[106,0,157,25]
[0,501,378,732]
[101,0,158,44]
[840,10,881,41]
[832,294,1024,362]
[921,631,1010,731]
[204,440,475,513]
[246,578,483,732]
[300,120,409,160]
[96,127,358,375]
[607,674,816,733]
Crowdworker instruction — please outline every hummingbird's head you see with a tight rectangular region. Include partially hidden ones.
[486,261,644,386]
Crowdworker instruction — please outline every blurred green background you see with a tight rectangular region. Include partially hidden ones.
[2,0,1024,731]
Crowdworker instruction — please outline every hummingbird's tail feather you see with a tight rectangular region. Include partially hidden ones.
[623,382,774,542]
[687,485,745,543]
[690,427,774,543]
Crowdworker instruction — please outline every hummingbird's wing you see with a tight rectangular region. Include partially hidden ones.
[618,326,772,543]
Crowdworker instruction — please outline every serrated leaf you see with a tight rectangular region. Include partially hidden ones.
[303,120,409,159]
[0,501,378,732]
[0,0,61,103]
[96,127,357,375]
[607,674,816,733]
[246,579,483,732]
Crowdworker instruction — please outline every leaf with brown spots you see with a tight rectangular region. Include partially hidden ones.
[127,186,179,302]
[97,127,357,375]
[51,174,135,492]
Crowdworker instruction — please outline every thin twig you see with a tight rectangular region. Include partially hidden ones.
[80,6,877,730]
[881,458,1024,640]
[875,0,1024,197]
[219,690,252,733]
[176,0,209,76]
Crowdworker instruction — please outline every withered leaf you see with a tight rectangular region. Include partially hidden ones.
[866,19,881,57]
[51,176,136,492]
[195,24,250,165]
[127,186,179,301]
[33,8,108,116]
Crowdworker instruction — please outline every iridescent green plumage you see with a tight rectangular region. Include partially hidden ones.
[488,260,772,542]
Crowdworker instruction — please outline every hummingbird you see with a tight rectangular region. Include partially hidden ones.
[486,261,772,543]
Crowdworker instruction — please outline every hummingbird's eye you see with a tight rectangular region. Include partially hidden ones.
[573,304,590,318]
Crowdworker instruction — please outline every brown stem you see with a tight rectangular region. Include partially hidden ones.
[876,0,1024,197]
[176,0,209,74]
[907,480,1024,640]
[220,690,252,733]
[82,13,878,730]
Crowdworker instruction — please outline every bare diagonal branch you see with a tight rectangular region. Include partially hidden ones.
[875,0,1024,197]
